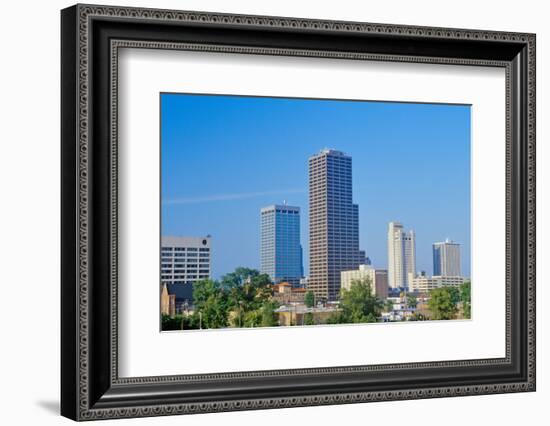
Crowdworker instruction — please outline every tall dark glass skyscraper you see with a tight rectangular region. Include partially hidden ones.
[260,204,304,287]
[308,149,360,301]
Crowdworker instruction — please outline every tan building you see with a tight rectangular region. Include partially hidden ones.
[409,273,465,293]
[272,282,307,304]
[275,305,340,326]
[160,283,176,317]
[340,265,389,299]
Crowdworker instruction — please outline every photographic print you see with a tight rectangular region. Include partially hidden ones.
[159,93,472,331]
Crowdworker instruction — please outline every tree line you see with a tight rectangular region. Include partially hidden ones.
[161,268,472,330]
[427,281,471,320]
[162,267,279,330]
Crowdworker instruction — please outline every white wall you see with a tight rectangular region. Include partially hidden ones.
[0,0,546,424]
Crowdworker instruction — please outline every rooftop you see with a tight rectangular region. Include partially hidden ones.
[310,148,349,159]
[260,204,300,213]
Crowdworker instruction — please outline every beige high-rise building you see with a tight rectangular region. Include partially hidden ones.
[340,265,389,299]
[387,221,416,288]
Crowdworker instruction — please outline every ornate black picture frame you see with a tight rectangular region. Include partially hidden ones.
[61,3,536,421]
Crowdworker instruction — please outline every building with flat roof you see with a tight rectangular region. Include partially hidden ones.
[260,204,303,287]
[308,149,361,301]
[409,273,465,294]
[387,221,416,288]
[160,236,211,286]
[340,264,389,299]
[433,239,461,277]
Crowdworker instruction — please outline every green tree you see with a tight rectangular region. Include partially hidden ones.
[192,279,229,329]
[259,300,279,327]
[365,313,377,323]
[447,286,461,305]
[200,295,229,328]
[339,278,383,323]
[193,279,222,306]
[460,281,471,319]
[304,290,315,308]
[161,314,180,331]
[161,314,199,331]
[189,268,277,329]
[384,299,394,313]
[243,309,262,327]
[409,312,426,321]
[428,287,458,320]
[406,294,418,308]
[326,312,343,324]
[304,312,315,325]
[221,267,260,289]
[250,273,272,288]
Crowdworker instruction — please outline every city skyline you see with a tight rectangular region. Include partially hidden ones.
[161,93,471,279]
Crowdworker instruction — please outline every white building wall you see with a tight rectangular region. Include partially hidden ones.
[160,236,212,285]
[340,265,388,298]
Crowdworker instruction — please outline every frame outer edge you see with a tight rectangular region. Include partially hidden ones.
[67,4,536,421]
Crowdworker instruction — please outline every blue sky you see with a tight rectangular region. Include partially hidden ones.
[161,93,471,279]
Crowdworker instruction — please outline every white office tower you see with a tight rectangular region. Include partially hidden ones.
[160,236,211,285]
[387,221,416,288]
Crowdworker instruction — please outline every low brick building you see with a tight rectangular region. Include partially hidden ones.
[272,282,307,304]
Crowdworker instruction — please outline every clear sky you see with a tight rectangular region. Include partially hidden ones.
[161,93,471,279]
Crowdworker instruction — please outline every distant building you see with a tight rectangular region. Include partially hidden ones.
[275,305,341,326]
[358,250,368,265]
[308,149,361,301]
[160,283,176,317]
[387,221,416,288]
[161,236,212,285]
[409,273,465,293]
[272,282,307,304]
[161,236,211,309]
[260,204,303,287]
[165,282,194,313]
[340,264,389,299]
[433,239,461,277]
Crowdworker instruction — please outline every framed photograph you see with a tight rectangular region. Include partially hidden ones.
[61,4,536,421]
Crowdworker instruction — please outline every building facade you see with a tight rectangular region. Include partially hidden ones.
[433,239,461,277]
[308,149,361,301]
[340,264,389,299]
[271,282,307,304]
[260,204,303,287]
[160,236,211,285]
[160,283,176,317]
[387,221,416,288]
[409,273,465,294]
